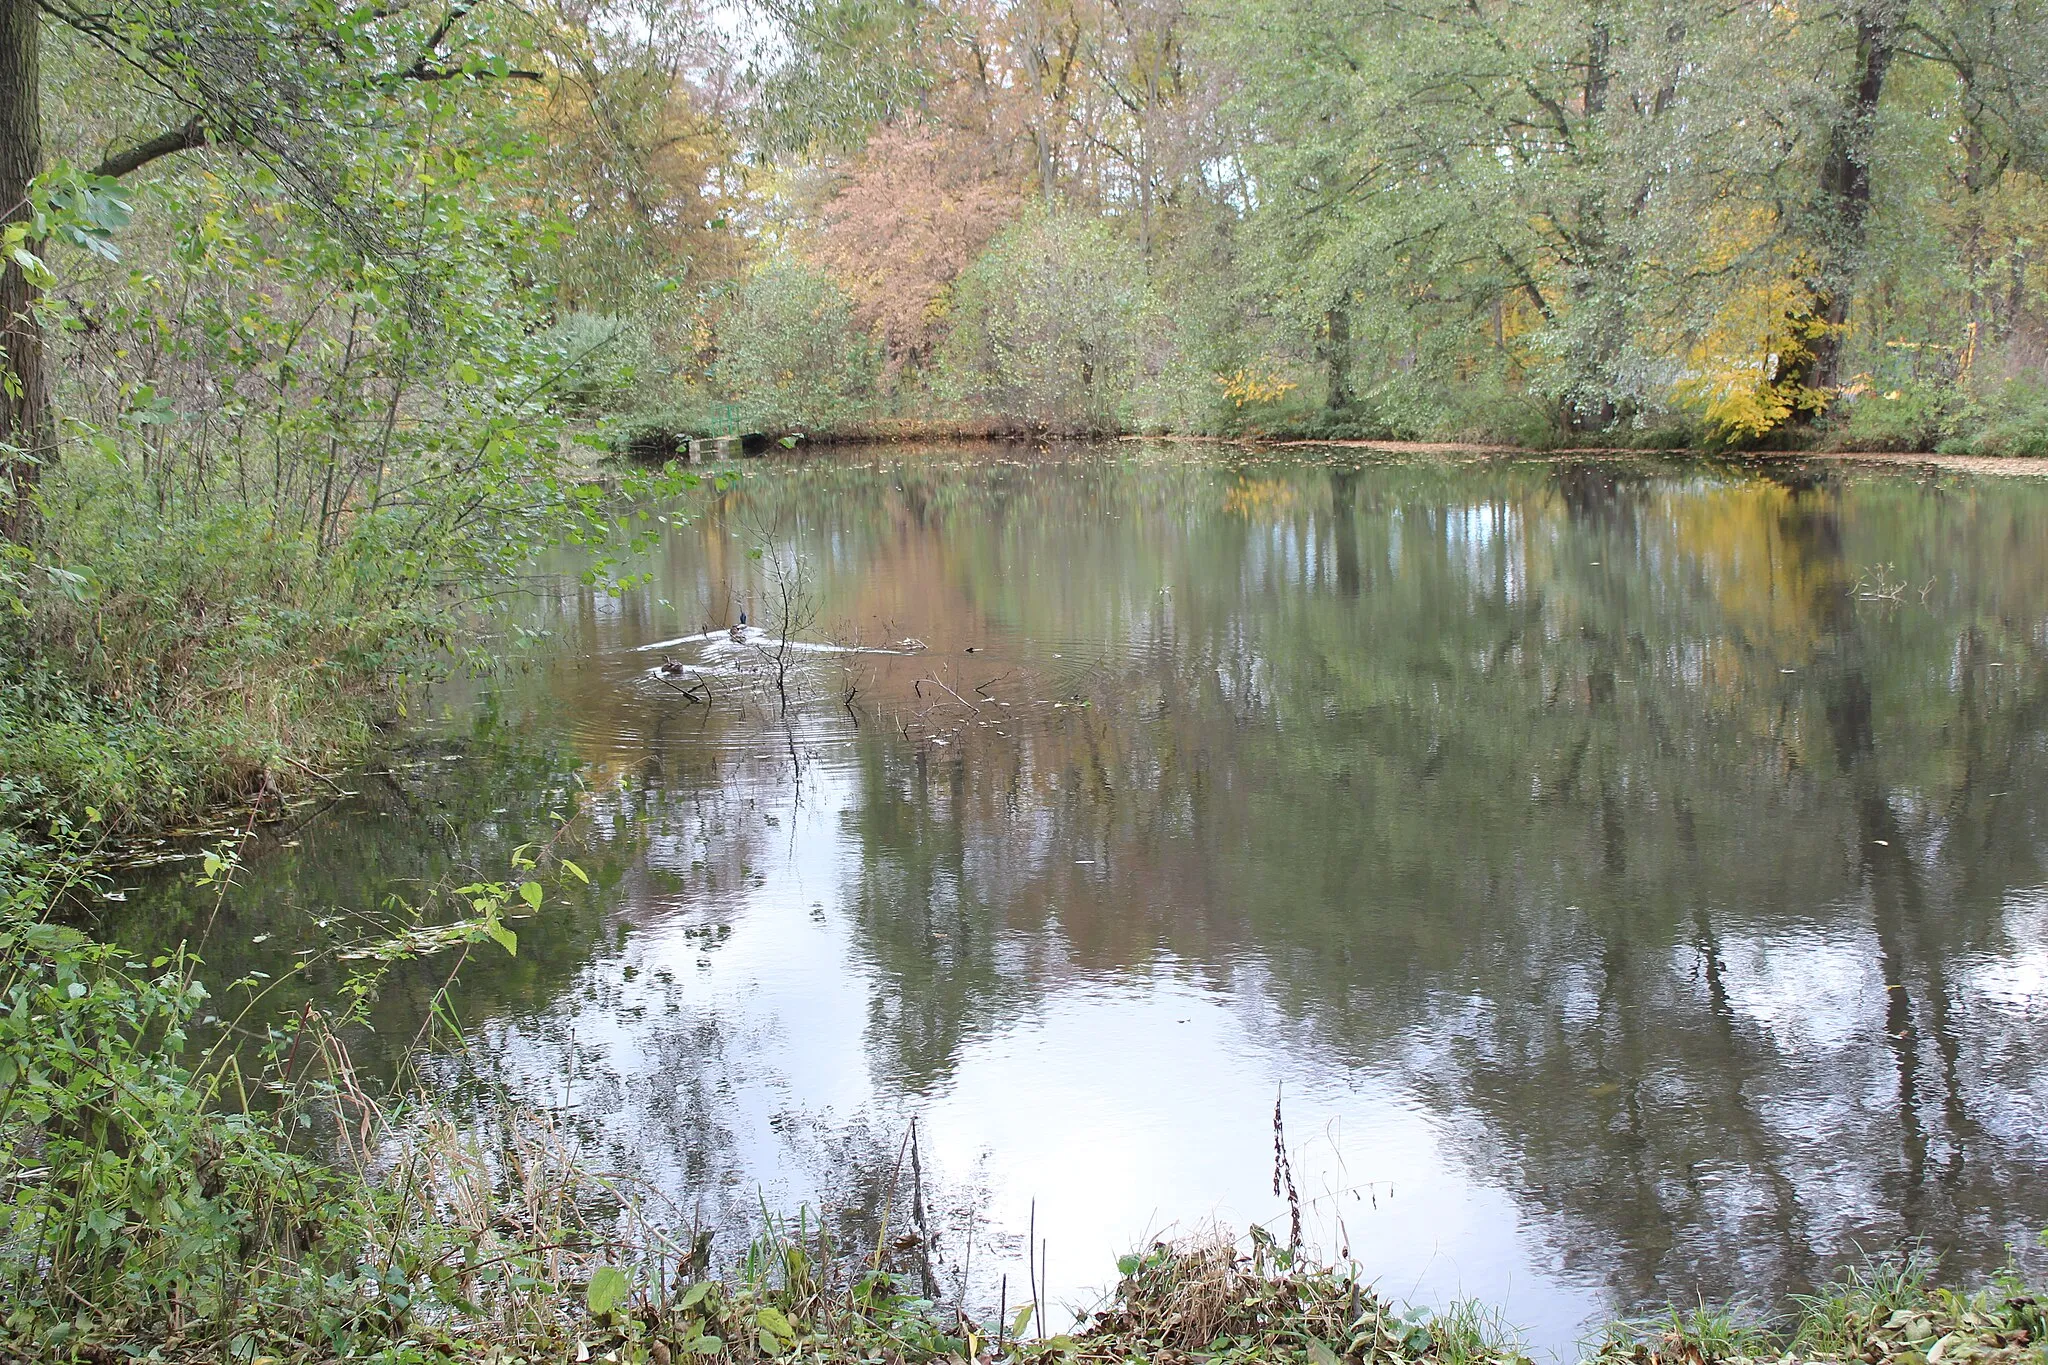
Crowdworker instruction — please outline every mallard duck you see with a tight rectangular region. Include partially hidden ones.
[658,654,686,678]
[728,611,747,643]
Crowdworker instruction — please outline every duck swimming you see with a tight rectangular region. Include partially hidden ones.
[657,654,686,677]
[729,611,748,643]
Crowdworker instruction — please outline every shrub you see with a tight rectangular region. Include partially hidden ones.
[539,312,662,413]
[1947,376,2048,456]
[0,475,419,831]
[0,837,586,1362]
[715,263,878,433]
[1831,383,1950,452]
[940,211,1149,434]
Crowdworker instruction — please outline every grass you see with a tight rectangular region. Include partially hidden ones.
[0,488,435,839]
[1588,1255,2046,1365]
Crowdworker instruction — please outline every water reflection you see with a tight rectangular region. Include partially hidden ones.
[111,444,2048,1356]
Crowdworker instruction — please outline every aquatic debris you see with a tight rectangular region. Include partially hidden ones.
[633,632,924,657]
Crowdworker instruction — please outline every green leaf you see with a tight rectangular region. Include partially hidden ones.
[1011,1303,1035,1337]
[560,858,589,885]
[586,1265,630,1316]
[756,1306,795,1343]
[485,918,518,957]
[518,879,544,909]
[1309,1340,1344,1365]
[680,1280,711,1308]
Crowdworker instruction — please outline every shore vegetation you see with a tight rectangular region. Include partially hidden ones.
[4,0,2048,1353]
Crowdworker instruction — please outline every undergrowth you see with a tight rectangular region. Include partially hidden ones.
[0,486,438,836]
[1,447,697,842]
[1591,1252,2046,1365]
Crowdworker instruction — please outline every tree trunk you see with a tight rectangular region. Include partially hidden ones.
[1583,10,1610,116]
[1807,0,1898,394]
[1321,300,1352,411]
[1,0,49,543]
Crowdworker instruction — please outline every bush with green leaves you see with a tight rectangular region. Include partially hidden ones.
[1830,384,1953,451]
[1,840,341,1354]
[940,211,1149,435]
[0,833,604,1362]
[1947,377,2048,456]
[0,25,708,837]
[540,312,665,413]
[714,263,878,433]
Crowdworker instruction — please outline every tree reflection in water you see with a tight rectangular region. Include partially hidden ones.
[116,445,2048,1351]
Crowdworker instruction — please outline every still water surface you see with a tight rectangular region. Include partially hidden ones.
[116,443,2048,1355]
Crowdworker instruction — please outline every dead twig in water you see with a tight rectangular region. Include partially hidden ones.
[1028,1199,1040,1339]
[870,1126,915,1272]
[923,675,982,713]
[282,752,352,794]
[658,675,707,704]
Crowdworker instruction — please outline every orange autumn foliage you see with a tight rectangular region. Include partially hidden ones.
[815,124,1024,373]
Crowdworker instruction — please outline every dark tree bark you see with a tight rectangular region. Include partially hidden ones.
[92,116,209,179]
[1583,10,1610,116]
[1,0,49,543]
[1321,299,1352,411]
[1807,0,1900,394]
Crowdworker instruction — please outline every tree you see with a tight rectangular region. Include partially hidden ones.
[1,0,48,541]
[529,0,745,315]
[1,0,542,543]
[717,261,877,430]
[815,122,1021,373]
[940,209,1147,431]
[1806,0,1906,392]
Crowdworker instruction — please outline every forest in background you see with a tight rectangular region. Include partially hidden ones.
[5,0,2048,835]
[706,0,2048,455]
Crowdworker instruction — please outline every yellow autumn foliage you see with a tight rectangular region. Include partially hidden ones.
[1674,275,1834,441]
[1222,478,1298,515]
[1215,367,1300,408]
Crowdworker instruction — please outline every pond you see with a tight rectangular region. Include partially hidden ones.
[108,441,2048,1357]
